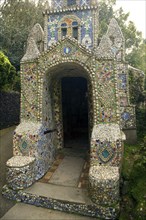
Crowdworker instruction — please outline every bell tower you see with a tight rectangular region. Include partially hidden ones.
[43,0,99,50]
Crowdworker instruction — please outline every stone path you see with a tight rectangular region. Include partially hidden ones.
[49,156,85,187]
[0,203,95,220]
[0,126,16,218]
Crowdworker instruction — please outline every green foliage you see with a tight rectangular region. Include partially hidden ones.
[127,40,146,91]
[0,51,19,91]
[136,108,146,139]
[0,0,44,70]
[122,144,139,180]
[129,71,145,105]
[121,137,146,219]
[130,140,146,220]
[98,0,116,39]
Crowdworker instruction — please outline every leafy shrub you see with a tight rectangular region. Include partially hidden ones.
[0,51,20,92]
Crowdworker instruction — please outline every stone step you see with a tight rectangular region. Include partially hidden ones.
[2,184,119,219]
[24,182,90,204]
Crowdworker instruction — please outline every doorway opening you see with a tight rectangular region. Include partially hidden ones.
[61,77,89,149]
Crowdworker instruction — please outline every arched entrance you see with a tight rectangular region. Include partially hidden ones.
[46,62,94,151]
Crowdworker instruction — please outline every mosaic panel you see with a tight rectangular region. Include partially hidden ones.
[116,63,136,129]
[90,124,124,167]
[120,97,128,106]
[13,122,56,180]
[118,74,127,90]
[96,140,115,164]
[53,0,63,9]
[21,63,39,121]
[48,10,93,48]
[61,42,78,56]
[42,74,54,128]
[120,106,136,129]
[80,0,90,6]
[91,138,122,166]
[95,61,117,123]
[51,79,64,149]
[52,0,90,8]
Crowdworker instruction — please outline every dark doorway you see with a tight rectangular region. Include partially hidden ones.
[61,77,89,148]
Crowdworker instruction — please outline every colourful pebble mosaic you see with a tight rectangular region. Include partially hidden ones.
[3,1,142,219]
[6,156,36,190]
[89,166,119,205]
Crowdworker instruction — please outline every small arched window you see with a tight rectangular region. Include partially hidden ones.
[61,23,67,38]
[67,0,76,6]
[72,21,78,40]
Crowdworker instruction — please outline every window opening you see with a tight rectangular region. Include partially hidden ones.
[72,27,78,39]
[72,21,78,26]
[62,28,67,37]
[72,21,78,39]
[61,23,67,38]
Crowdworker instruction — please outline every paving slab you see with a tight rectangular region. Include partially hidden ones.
[25,182,90,204]
[0,126,16,218]
[0,203,95,220]
[49,156,85,187]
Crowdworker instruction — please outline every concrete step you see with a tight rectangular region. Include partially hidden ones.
[24,182,90,204]
[2,184,119,219]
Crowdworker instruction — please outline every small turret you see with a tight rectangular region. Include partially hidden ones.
[44,1,49,10]
[44,0,51,11]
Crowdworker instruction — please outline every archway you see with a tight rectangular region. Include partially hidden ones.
[47,62,94,151]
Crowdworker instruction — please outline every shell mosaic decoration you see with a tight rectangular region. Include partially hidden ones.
[3,0,143,219]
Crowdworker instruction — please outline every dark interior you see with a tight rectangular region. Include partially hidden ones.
[61,77,89,148]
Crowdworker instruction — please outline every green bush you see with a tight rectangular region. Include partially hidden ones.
[0,51,20,92]
[120,136,146,219]
[136,108,146,139]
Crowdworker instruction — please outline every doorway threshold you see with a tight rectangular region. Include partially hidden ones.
[39,150,90,188]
